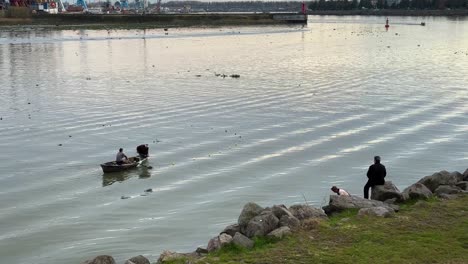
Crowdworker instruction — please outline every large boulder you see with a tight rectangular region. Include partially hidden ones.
[244,211,279,238]
[463,169,468,181]
[220,224,240,237]
[434,185,463,197]
[81,255,116,264]
[402,183,433,200]
[156,251,199,263]
[438,193,459,200]
[418,171,463,192]
[455,181,468,191]
[157,251,180,263]
[207,233,233,252]
[238,202,263,231]
[267,226,291,239]
[358,207,395,218]
[324,195,396,215]
[278,214,300,229]
[371,181,404,202]
[125,255,150,264]
[288,204,327,220]
[232,232,254,249]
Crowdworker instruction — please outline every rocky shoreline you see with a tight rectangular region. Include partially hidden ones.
[81,168,468,264]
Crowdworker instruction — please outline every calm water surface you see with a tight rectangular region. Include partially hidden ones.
[1,16,467,264]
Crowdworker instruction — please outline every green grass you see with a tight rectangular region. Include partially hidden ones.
[192,195,468,264]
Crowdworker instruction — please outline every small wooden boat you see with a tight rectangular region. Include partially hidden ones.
[100,156,144,173]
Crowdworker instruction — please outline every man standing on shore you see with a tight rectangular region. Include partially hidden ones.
[364,156,386,199]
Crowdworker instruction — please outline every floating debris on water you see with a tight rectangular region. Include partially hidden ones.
[121,196,130,199]
[58,144,62,146]
[230,74,240,78]
[145,188,153,192]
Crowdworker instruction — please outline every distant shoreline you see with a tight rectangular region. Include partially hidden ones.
[0,10,467,31]
[0,13,306,31]
[308,9,468,16]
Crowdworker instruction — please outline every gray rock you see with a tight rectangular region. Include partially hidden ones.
[157,251,187,263]
[220,223,240,237]
[238,202,263,230]
[126,255,150,264]
[438,193,460,200]
[271,205,294,219]
[324,195,396,215]
[124,261,136,264]
[244,211,279,238]
[455,181,468,191]
[207,233,233,252]
[388,203,400,212]
[450,171,464,182]
[358,207,395,218]
[371,181,404,202]
[195,247,208,254]
[434,185,463,197]
[418,170,462,192]
[267,226,292,239]
[402,183,433,200]
[232,232,254,249]
[463,169,468,181]
[81,255,116,264]
[288,204,327,220]
[219,233,233,245]
[207,236,220,252]
[278,214,300,229]
[384,198,397,204]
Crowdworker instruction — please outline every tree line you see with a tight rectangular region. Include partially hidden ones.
[308,0,468,10]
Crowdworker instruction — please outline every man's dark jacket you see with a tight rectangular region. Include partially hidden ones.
[366,163,386,185]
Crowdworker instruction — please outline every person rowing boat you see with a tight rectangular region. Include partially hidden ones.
[116,148,129,165]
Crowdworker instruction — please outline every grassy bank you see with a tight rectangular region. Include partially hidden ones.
[174,194,468,264]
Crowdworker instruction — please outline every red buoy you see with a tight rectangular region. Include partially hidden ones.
[385,18,390,29]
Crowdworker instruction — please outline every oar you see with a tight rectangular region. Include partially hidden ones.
[137,157,152,169]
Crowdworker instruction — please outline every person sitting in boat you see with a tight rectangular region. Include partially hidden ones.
[116,148,128,165]
[331,186,350,196]
[136,144,149,159]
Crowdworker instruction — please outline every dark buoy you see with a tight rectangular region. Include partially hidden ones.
[385,17,390,30]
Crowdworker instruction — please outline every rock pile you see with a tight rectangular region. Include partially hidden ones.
[81,168,467,264]
[154,203,328,263]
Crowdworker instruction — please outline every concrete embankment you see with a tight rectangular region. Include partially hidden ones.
[0,13,307,30]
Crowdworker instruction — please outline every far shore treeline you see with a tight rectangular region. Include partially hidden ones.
[159,0,467,12]
[159,0,468,12]
[308,0,468,10]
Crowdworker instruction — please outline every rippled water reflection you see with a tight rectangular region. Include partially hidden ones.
[1,16,467,264]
